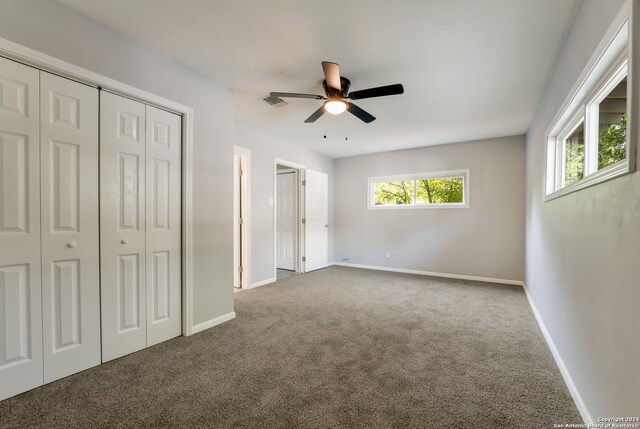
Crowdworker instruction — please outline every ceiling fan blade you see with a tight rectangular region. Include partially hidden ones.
[321,61,341,92]
[347,103,376,123]
[270,92,324,100]
[304,106,326,123]
[348,84,404,100]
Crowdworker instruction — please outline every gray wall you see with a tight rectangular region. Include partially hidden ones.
[526,0,640,418]
[334,136,525,282]
[235,123,334,285]
[0,0,235,326]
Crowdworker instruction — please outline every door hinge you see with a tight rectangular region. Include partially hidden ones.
[302,257,306,262]
[302,180,306,186]
[239,218,243,225]
[239,266,243,273]
[302,218,306,224]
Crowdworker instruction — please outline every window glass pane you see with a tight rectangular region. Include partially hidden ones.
[564,122,585,186]
[416,177,464,204]
[373,181,415,206]
[598,77,627,170]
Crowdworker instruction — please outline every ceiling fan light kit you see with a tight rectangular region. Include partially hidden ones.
[324,98,347,115]
[269,61,404,123]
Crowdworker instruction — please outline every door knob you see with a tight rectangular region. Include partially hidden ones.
[66,241,76,248]
[120,238,129,245]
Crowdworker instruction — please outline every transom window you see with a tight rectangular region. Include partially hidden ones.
[368,170,469,209]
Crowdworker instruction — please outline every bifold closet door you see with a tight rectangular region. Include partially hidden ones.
[0,57,43,400]
[145,105,181,347]
[100,92,147,362]
[40,72,100,382]
[100,93,182,362]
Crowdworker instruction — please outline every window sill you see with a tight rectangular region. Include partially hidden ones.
[367,203,469,210]
[544,160,632,202]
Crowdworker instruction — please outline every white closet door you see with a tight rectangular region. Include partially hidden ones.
[304,169,328,272]
[0,57,43,400]
[100,92,147,362]
[145,105,181,346]
[40,72,100,382]
[276,172,296,270]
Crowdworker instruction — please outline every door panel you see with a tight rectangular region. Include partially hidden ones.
[276,172,296,270]
[40,72,100,382]
[304,170,328,272]
[100,92,147,362]
[0,57,43,400]
[145,105,181,346]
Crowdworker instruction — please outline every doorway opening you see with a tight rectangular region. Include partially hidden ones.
[273,158,329,281]
[234,147,250,290]
[275,162,302,279]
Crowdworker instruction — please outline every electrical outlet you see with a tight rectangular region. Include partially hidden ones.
[385,251,390,259]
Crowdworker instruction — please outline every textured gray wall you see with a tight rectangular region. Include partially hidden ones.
[0,0,235,326]
[235,123,334,285]
[334,136,525,282]
[525,0,640,418]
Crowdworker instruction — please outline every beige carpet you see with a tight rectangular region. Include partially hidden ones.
[0,266,581,428]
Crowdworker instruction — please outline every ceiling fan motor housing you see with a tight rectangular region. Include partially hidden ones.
[323,77,351,98]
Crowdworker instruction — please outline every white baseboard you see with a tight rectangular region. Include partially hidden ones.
[191,311,236,334]
[249,277,276,289]
[331,262,524,286]
[522,284,591,425]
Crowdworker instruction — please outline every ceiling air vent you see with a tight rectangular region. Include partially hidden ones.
[262,95,287,107]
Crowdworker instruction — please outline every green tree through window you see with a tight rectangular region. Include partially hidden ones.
[598,113,626,169]
[374,181,414,205]
[373,176,464,206]
[416,177,463,204]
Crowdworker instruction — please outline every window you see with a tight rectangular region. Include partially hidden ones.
[545,11,637,200]
[562,120,585,187]
[368,170,468,209]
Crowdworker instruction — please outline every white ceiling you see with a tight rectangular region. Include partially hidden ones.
[57,0,580,158]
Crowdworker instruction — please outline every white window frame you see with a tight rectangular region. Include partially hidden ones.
[367,169,470,210]
[544,1,639,201]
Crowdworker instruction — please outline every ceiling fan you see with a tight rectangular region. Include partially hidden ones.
[269,61,404,124]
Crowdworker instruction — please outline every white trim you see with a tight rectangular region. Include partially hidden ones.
[0,36,196,336]
[249,277,277,289]
[544,160,629,201]
[234,146,252,290]
[522,285,592,425]
[332,262,523,286]
[367,169,470,210]
[274,157,306,170]
[191,312,237,335]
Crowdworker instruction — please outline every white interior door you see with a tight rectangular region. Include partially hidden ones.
[276,172,296,270]
[145,105,181,347]
[100,92,147,362]
[40,72,100,382]
[0,57,43,400]
[304,169,328,272]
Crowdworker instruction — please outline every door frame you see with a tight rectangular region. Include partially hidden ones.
[274,158,306,278]
[234,146,251,289]
[0,37,198,336]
